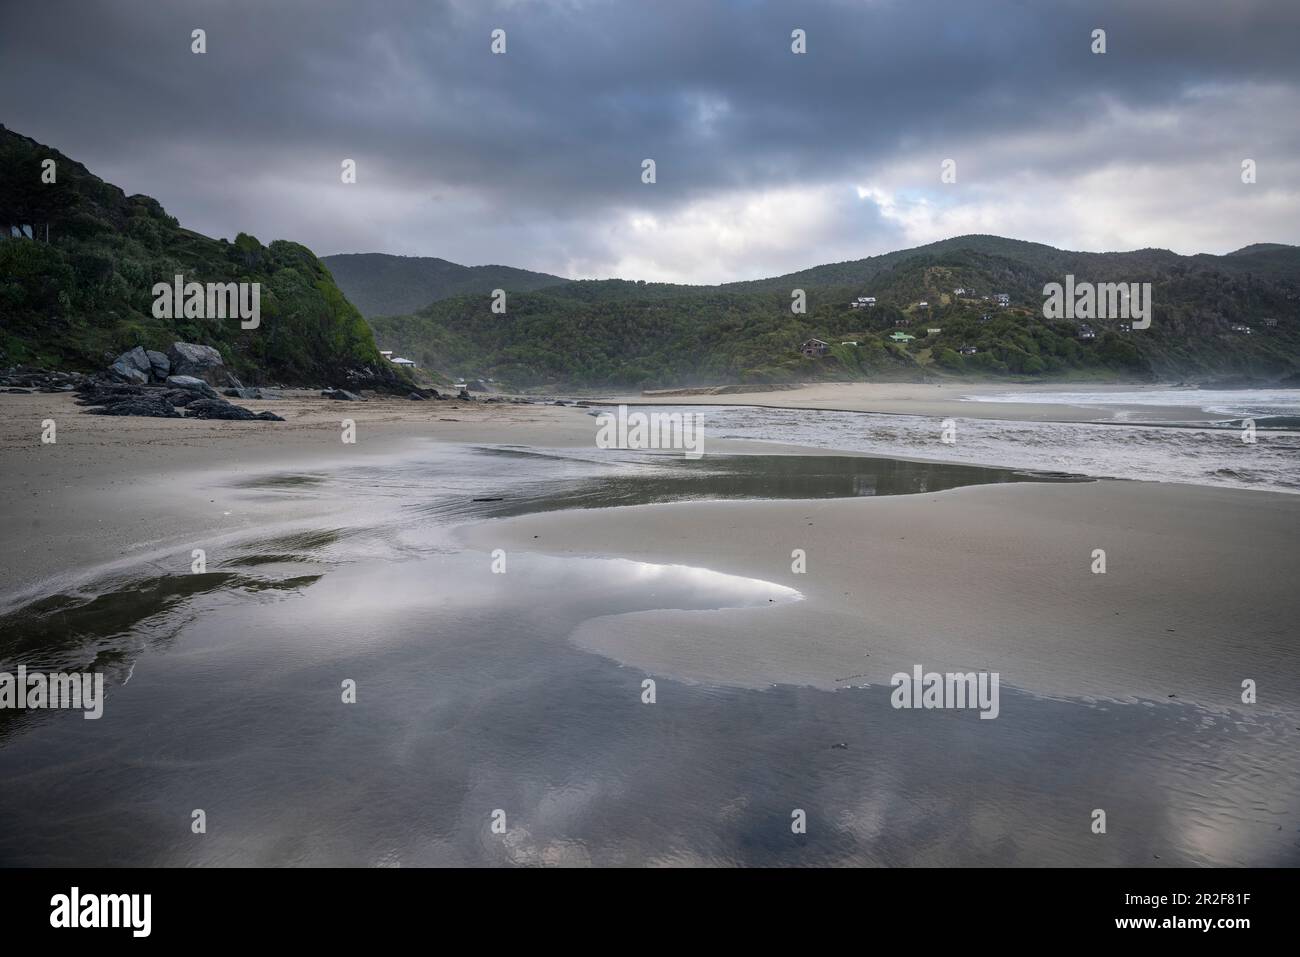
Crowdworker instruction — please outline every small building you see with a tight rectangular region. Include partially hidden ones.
[389,356,417,367]
[927,328,942,335]
[1116,322,1131,333]
[894,318,910,326]
[889,332,916,343]
[1077,325,1097,340]
[953,287,968,296]
[841,341,859,346]
[850,296,877,309]
[959,345,978,356]
[379,350,393,358]
[915,301,929,308]
[800,338,830,358]
[994,293,1011,307]
[1230,323,1252,335]
[1261,317,1278,328]
[978,314,992,323]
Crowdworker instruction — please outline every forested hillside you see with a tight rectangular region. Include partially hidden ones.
[0,125,400,387]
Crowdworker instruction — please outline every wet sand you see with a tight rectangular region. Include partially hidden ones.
[1,388,1297,866]
[605,381,1237,424]
[457,480,1299,713]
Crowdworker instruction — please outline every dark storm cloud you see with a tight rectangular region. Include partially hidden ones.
[2,0,1297,281]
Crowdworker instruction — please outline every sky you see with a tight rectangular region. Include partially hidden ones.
[2,0,1298,284]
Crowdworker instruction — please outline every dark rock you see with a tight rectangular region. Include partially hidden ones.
[162,389,201,407]
[223,387,265,400]
[185,398,282,421]
[407,391,426,401]
[2,387,33,394]
[321,388,363,401]
[146,350,170,381]
[86,395,181,418]
[457,389,472,400]
[167,342,225,383]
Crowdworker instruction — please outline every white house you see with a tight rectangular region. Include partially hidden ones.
[389,356,417,366]
[994,293,1011,307]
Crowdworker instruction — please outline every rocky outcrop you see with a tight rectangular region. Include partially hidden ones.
[321,388,364,401]
[73,373,282,422]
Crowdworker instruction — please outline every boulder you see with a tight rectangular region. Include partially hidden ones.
[112,346,151,376]
[146,350,171,381]
[407,391,426,401]
[321,388,363,401]
[223,387,265,400]
[165,375,221,399]
[109,361,149,385]
[167,342,225,383]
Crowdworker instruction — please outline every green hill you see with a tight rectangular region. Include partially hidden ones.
[0,125,402,388]
[322,252,567,318]
[368,237,1300,389]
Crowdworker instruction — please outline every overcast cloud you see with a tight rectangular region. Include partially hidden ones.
[2,0,1297,283]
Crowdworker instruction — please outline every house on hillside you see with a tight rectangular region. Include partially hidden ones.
[1116,322,1131,333]
[994,293,1011,307]
[889,332,916,343]
[895,318,910,327]
[978,314,992,324]
[390,356,417,367]
[1261,317,1278,328]
[915,301,929,309]
[959,345,978,356]
[953,287,969,296]
[800,338,830,357]
[850,296,877,308]
[1230,323,1252,334]
[1077,325,1097,340]
[927,328,942,335]
[841,341,859,346]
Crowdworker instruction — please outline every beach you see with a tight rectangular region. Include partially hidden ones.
[1,385,1297,866]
